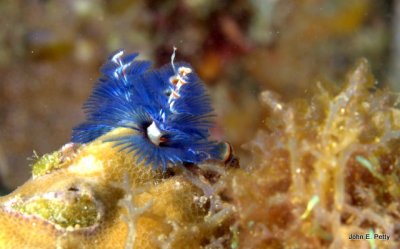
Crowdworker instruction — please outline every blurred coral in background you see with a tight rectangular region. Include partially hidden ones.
[0,0,394,192]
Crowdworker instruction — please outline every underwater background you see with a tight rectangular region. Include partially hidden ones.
[0,1,399,248]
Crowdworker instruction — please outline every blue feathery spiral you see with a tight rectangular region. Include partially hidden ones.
[72,50,228,170]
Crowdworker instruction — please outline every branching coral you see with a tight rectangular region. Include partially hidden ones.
[226,59,400,248]
[115,174,153,249]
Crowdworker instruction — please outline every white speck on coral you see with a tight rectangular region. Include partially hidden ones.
[69,155,104,175]
[174,181,182,190]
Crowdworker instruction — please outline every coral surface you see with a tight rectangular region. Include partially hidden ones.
[0,128,232,249]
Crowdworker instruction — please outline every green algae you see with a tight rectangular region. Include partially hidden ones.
[31,151,63,178]
[12,193,99,229]
[355,155,385,181]
[300,195,320,220]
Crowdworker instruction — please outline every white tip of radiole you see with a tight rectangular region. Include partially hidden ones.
[171,46,177,74]
[112,50,125,79]
[112,50,124,64]
[167,46,193,114]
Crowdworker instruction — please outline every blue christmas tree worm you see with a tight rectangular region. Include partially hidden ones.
[72,49,230,170]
